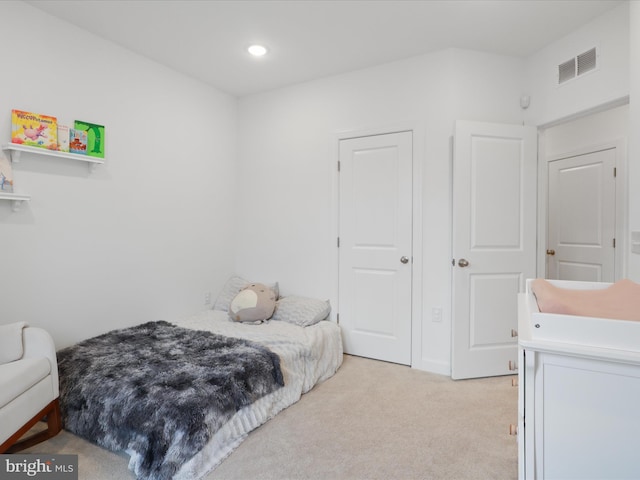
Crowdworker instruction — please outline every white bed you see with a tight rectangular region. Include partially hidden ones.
[57,304,343,480]
[57,272,343,480]
[169,310,343,479]
[517,279,640,480]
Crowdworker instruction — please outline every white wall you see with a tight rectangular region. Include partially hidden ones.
[524,2,629,127]
[0,1,238,348]
[628,1,640,280]
[542,104,628,158]
[237,48,525,374]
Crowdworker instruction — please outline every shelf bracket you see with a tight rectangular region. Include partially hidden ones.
[9,149,21,163]
[11,199,23,212]
[88,162,99,173]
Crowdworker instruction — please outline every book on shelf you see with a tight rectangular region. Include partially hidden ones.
[0,154,14,193]
[11,109,58,150]
[57,125,70,152]
[74,120,104,158]
[69,129,88,154]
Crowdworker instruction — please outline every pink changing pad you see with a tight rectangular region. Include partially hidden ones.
[531,279,640,321]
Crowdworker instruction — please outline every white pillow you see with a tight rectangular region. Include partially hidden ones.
[271,296,331,327]
[213,275,279,311]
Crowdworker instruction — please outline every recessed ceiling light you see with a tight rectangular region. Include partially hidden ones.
[248,44,268,57]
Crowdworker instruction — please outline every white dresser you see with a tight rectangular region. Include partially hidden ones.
[517,280,640,480]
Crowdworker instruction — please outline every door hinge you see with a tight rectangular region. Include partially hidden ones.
[614,167,617,177]
[337,237,340,248]
[336,313,340,324]
[613,238,616,248]
[337,161,341,172]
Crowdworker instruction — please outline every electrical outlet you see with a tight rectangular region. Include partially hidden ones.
[632,231,640,254]
[432,307,442,322]
[204,292,211,305]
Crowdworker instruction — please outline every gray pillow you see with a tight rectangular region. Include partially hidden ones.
[271,296,331,327]
[213,275,279,311]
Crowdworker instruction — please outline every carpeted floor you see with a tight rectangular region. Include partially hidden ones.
[23,354,518,479]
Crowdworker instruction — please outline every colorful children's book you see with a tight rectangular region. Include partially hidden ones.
[11,109,58,150]
[0,154,14,193]
[57,125,70,152]
[69,129,88,154]
[74,120,104,158]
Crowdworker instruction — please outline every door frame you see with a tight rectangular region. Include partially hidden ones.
[331,123,424,368]
[537,136,628,281]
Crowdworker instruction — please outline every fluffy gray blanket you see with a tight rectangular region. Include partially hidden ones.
[57,321,284,480]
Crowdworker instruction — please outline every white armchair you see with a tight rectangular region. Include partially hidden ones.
[0,323,61,453]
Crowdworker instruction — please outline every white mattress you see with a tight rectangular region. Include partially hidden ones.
[168,310,343,479]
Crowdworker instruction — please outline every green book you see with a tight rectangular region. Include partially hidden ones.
[74,120,105,158]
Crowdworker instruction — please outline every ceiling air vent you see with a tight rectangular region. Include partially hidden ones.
[558,47,597,84]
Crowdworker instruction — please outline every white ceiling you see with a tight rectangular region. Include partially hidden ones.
[25,0,623,97]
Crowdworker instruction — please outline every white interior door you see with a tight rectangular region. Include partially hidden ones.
[452,121,537,380]
[547,148,616,282]
[338,131,412,365]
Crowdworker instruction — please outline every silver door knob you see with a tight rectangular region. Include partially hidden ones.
[400,256,409,264]
[458,258,469,267]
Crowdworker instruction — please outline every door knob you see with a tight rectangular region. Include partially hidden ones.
[458,258,469,267]
[400,256,409,264]
[546,249,555,256]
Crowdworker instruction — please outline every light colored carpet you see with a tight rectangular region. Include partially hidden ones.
[23,354,518,479]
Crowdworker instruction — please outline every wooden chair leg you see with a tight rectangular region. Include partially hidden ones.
[1,399,62,454]
[46,399,62,436]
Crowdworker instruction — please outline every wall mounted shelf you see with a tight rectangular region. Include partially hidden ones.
[2,143,104,172]
[0,191,31,212]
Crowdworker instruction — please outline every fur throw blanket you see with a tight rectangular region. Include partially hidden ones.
[57,321,284,480]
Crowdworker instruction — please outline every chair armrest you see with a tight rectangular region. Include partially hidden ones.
[22,328,59,398]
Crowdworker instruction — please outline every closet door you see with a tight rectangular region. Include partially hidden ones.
[338,131,413,365]
[547,148,616,282]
